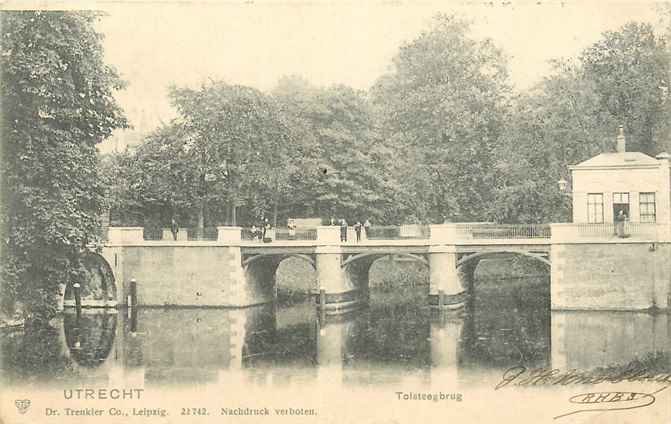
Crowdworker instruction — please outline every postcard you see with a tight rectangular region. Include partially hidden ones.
[1,1,670,423]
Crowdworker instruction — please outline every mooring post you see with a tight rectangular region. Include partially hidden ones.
[438,289,445,308]
[130,306,138,333]
[319,288,326,310]
[73,283,82,318]
[129,278,137,308]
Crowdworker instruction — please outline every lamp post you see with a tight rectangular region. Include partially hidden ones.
[557,178,568,194]
[557,177,573,222]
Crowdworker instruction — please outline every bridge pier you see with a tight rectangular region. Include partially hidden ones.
[309,226,363,313]
[428,247,466,309]
[314,246,364,313]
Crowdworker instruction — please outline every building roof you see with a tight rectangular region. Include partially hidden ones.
[570,152,661,169]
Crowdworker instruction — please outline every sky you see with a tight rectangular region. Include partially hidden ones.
[79,0,667,152]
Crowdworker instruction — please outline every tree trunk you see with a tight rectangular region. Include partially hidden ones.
[273,195,278,227]
[230,203,237,226]
[197,199,205,240]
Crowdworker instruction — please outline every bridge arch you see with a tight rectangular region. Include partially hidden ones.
[64,252,117,307]
[242,253,316,270]
[341,252,429,269]
[457,250,551,269]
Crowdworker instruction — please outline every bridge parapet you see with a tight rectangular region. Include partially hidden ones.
[217,226,242,242]
[429,224,458,245]
[107,227,144,244]
[316,226,341,245]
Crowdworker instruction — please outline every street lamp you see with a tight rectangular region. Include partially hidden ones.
[557,178,568,193]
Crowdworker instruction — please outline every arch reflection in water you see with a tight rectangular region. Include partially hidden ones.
[125,307,276,384]
[310,287,433,386]
[459,276,551,373]
[75,304,320,386]
[63,311,118,368]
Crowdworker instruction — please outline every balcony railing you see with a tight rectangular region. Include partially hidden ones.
[551,222,667,242]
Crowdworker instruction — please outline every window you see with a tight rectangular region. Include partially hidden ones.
[587,193,604,223]
[640,192,656,223]
[613,192,629,204]
[612,192,630,221]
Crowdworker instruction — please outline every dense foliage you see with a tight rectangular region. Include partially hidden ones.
[492,22,671,223]
[0,11,127,321]
[371,14,510,223]
[107,78,394,230]
[105,14,671,229]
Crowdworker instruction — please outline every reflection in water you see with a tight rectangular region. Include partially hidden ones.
[2,275,670,390]
[63,311,117,368]
[460,278,551,371]
[552,311,671,370]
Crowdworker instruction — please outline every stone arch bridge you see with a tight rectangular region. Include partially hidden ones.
[98,224,552,314]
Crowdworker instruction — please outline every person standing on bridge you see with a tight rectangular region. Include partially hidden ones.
[363,219,371,239]
[170,217,179,241]
[354,221,362,242]
[288,218,296,240]
[263,218,272,243]
[340,218,348,242]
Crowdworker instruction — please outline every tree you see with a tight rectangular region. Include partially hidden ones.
[492,20,671,223]
[371,14,510,223]
[99,150,143,226]
[151,82,298,233]
[490,60,609,223]
[581,22,671,155]
[0,11,127,321]
[102,124,201,230]
[273,78,392,222]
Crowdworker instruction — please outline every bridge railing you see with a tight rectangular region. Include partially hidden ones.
[187,227,218,241]
[365,225,431,240]
[241,227,318,242]
[141,227,218,241]
[454,223,551,241]
[143,227,163,241]
[551,222,668,242]
[276,228,318,241]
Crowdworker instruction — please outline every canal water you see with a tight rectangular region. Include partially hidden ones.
[3,273,671,423]
[2,276,669,391]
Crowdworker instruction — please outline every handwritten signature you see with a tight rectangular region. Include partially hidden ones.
[494,366,671,420]
[495,365,671,390]
[554,390,662,419]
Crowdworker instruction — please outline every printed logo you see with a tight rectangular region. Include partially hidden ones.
[14,399,31,414]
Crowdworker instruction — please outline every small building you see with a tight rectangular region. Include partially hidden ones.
[569,127,671,225]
